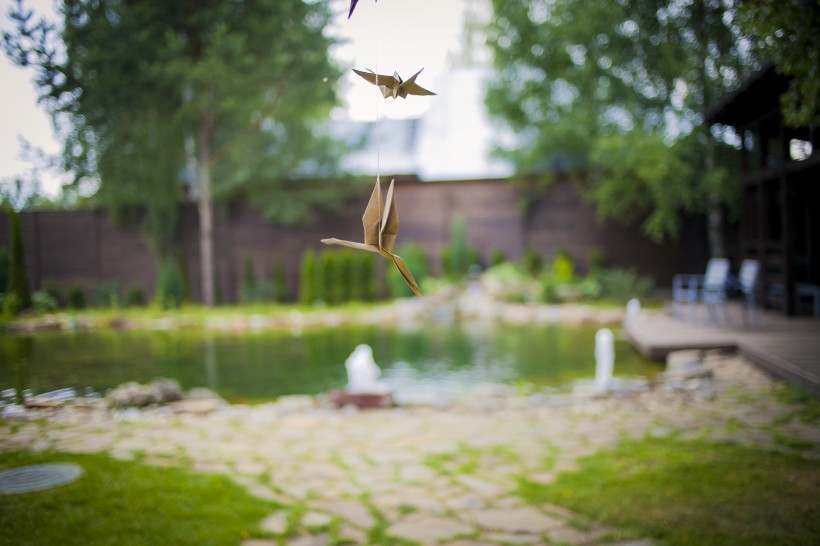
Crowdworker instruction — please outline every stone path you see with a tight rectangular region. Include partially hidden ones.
[1,353,818,545]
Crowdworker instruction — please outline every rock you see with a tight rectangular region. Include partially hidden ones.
[187,387,224,400]
[468,507,564,533]
[260,511,289,535]
[388,514,474,543]
[302,511,333,528]
[666,350,702,371]
[106,378,182,407]
[275,395,315,413]
[287,534,329,546]
[0,404,28,421]
[169,398,225,415]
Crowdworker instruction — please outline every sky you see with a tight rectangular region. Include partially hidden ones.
[0,0,479,197]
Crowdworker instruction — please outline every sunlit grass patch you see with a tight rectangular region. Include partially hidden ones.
[517,437,820,546]
[0,450,278,546]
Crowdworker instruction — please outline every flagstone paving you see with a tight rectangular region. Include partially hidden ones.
[1,352,818,545]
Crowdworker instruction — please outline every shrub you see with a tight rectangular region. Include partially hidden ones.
[320,251,336,304]
[388,243,428,298]
[522,248,542,277]
[32,290,58,312]
[240,255,256,303]
[553,248,575,283]
[599,268,655,303]
[272,259,288,302]
[360,253,378,301]
[41,280,65,308]
[539,272,560,303]
[579,276,604,300]
[66,283,86,310]
[5,206,31,308]
[0,291,21,319]
[156,259,185,309]
[483,262,536,302]
[125,285,146,307]
[299,250,316,304]
[334,250,352,304]
[489,248,507,267]
[94,281,120,308]
[439,246,453,279]
[588,247,605,274]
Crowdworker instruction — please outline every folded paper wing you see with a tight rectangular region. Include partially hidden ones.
[353,68,436,99]
[321,179,422,297]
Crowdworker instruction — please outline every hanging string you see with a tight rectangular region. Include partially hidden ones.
[373,0,381,182]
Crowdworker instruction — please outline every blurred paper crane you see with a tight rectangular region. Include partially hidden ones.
[353,68,436,99]
[348,0,377,19]
[321,178,422,296]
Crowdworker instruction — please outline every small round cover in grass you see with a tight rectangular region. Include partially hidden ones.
[0,450,278,546]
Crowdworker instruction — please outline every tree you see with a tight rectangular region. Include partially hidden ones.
[737,0,820,127]
[3,0,345,306]
[486,0,754,250]
[4,205,32,310]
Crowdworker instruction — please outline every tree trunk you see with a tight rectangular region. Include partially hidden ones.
[197,114,216,307]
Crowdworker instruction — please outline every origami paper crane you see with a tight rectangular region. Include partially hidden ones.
[353,68,436,99]
[321,178,422,297]
[348,0,376,19]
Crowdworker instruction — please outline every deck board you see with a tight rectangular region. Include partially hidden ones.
[626,303,820,395]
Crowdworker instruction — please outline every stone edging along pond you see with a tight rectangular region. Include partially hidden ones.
[4,291,628,335]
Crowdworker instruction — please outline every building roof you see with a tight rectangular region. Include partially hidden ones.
[706,63,792,127]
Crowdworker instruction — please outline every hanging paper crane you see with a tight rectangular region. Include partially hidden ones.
[353,68,436,99]
[348,0,377,19]
[321,178,422,296]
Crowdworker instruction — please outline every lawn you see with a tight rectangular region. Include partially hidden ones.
[518,437,820,545]
[0,450,277,546]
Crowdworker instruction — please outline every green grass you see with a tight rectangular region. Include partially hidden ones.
[517,437,820,546]
[0,450,278,546]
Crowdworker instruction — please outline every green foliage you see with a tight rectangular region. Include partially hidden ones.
[271,258,288,303]
[156,260,186,310]
[522,248,542,277]
[320,251,336,305]
[240,255,256,304]
[441,215,479,280]
[41,280,64,308]
[66,283,86,310]
[359,253,378,302]
[333,250,352,305]
[483,262,538,303]
[588,247,604,274]
[5,206,30,308]
[486,0,754,241]
[578,276,604,301]
[0,449,276,546]
[388,244,429,298]
[552,248,575,283]
[737,1,820,127]
[517,437,820,546]
[0,292,21,320]
[489,248,507,267]
[599,268,655,303]
[32,290,58,312]
[125,285,146,307]
[538,273,560,304]
[94,281,120,308]
[299,250,316,305]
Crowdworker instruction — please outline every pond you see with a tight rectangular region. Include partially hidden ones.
[0,321,661,404]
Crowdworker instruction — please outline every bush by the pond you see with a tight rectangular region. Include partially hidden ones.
[483,262,539,302]
[299,249,316,304]
[441,215,481,280]
[522,248,542,277]
[41,280,65,308]
[66,283,86,310]
[156,259,186,310]
[5,205,31,309]
[598,267,655,303]
[32,290,58,312]
[489,247,507,267]
[94,281,121,308]
[271,258,288,302]
[388,243,429,298]
[553,248,575,283]
[125,284,146,307]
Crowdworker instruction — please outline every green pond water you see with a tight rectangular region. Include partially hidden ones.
[0,322,661,404]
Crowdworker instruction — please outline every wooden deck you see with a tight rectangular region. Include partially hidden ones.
[625,303,820,395]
